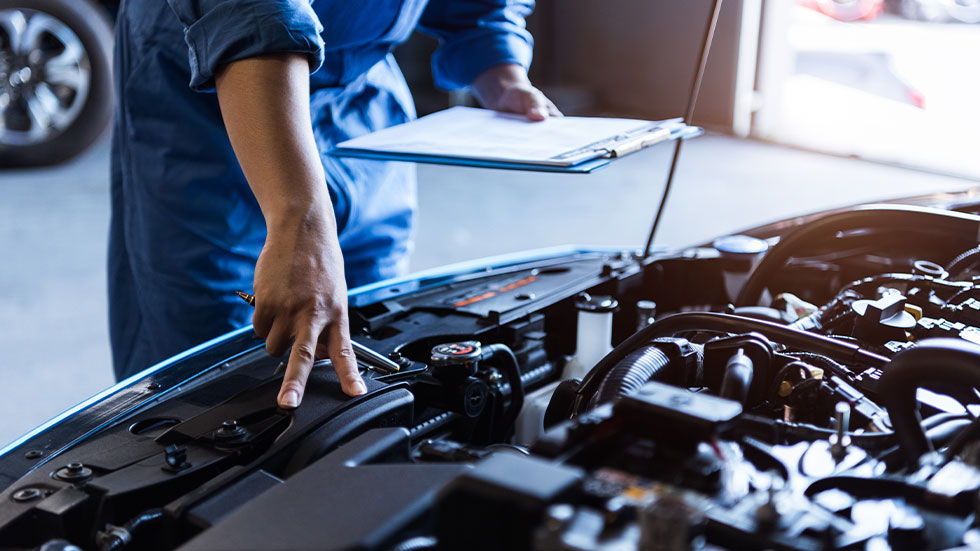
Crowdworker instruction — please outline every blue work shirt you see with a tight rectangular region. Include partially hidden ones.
[109,0,534,379]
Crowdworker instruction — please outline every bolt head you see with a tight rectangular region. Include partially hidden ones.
[12,488,41,502]
[8,66,31,87]
[215,420,247,444]
[55,463,92,482]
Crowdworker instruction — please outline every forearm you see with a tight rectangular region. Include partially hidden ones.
[214,53,332,232]
[213,53,363,405]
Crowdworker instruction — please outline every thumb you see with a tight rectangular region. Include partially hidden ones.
[521,91,549,122]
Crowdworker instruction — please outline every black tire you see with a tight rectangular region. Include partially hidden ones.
[0,0,113,168]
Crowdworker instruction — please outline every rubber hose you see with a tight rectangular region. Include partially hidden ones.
[946,245,980,277]
[736,205,980,307]
[939,417,980,461]
[98,508,164,551]
[572,312,889,417]
[877,339,980,469]
[483,343,524,439]
[719,349,754,405]
[878,417,972,470]
[594,345,672,406]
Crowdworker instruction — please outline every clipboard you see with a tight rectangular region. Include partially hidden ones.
[329,107,702,174]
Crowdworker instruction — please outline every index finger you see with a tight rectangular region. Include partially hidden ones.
[326,311,367,397]
[277,324,322,408]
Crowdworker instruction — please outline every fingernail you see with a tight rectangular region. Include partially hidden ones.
[531,107,547,119]
[352,380,368,396]
[280,390,300,408]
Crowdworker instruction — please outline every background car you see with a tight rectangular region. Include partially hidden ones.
[0,0,114,167]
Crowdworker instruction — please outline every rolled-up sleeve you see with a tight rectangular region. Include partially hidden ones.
[167,0,325,92]
[418,0,534,91]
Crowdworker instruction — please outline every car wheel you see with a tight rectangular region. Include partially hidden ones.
[0,0,112,168]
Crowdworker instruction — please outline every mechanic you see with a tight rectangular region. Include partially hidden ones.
[110,0,559,409]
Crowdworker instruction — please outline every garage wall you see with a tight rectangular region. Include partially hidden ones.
[528,0,747,130]
[396,1,749,131]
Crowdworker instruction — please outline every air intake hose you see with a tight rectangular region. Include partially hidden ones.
[594,346,671,406]
[592,338,700,406]
[877,339,980,469]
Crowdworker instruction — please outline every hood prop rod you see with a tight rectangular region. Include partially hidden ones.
[641,0,725,261]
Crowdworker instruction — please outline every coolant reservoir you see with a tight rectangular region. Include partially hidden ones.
[514,293,617,445]
[564,293,618,379]
[713,234,769,304]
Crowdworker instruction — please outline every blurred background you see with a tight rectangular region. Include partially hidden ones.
[1,0,978,445]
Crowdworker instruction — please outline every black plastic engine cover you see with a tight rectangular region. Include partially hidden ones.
[178,428,467,551]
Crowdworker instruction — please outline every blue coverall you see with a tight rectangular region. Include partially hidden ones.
[110,0,534,379]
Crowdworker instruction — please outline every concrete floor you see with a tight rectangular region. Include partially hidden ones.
[0,134,976,447]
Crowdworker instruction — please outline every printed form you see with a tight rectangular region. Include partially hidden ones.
[335,107,681,168]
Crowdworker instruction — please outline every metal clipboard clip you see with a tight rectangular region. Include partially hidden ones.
[603,118,687,158]
[551,118,686,163]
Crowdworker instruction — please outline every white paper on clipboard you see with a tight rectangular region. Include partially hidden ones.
[334,106,685,168]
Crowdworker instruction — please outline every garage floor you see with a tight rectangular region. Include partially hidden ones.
[1,134,976,447]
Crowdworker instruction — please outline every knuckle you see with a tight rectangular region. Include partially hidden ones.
[311,294,330,312]
[324,305,346,323]
[292,342,316,362]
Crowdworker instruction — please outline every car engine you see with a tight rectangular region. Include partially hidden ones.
[4,202,980,550]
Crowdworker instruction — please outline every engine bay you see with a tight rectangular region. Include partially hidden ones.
[5,202,980,550]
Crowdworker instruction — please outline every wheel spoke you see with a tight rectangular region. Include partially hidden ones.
[0,10,28,54]
[0,8,93,146]
[24,89,54,138]
[34,82,72,129]
[19,12,58,56]
[44,51,86,90]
